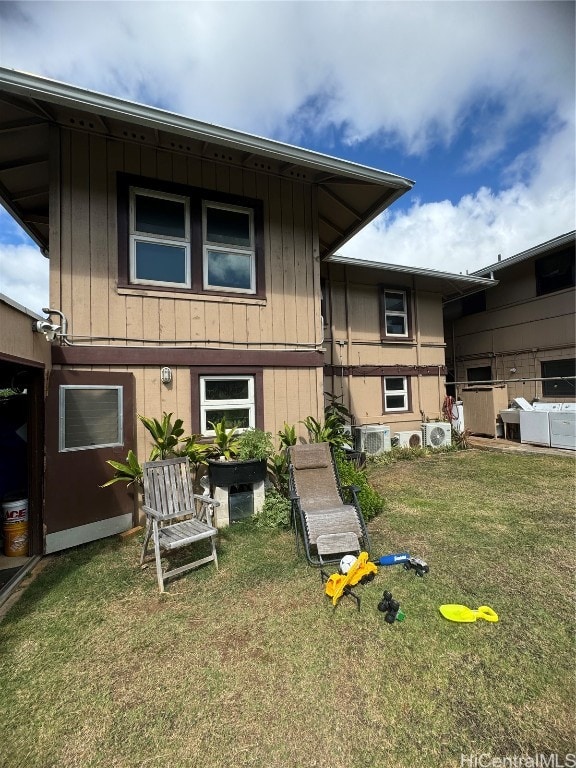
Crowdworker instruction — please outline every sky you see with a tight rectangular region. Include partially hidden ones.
[0,0,574,315]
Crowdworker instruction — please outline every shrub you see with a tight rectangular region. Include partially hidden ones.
[334,451,386,521]
[255,489,292,529]
[236,428,275,461]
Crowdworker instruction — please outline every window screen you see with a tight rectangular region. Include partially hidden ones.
[541,359,576,397]
[467,366,492,383]
[59,386,123,451]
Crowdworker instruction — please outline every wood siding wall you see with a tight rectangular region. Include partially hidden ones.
[52,129,319,349]
[0,300,52,371]
[49,128,325,451]
[322,265,447,430]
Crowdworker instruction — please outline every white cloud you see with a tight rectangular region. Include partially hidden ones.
[0,242,48,316]
[0,0,573,285]
[341,116,576,273]
[0,1,573,152]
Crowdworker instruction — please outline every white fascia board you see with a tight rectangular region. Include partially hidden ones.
[0,68,414,190]
[326,253,497,289]
[471,231,576,276]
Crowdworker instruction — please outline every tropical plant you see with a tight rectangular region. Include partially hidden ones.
[451,428,472,450]
[101,449,143,488]
[268,452,289,495]
[301,413,351,450]
[208,417,241,459]
[268,423,298,495]
[324,391,351,427]
[103,412,191,488]
[277,422,297,448]
[139,412,185,460]
[180,434,212,464]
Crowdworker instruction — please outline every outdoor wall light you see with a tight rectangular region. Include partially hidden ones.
[160,366,173,385]
[33,319,62,342]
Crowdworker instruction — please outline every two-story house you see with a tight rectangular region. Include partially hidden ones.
[0,68,492,559]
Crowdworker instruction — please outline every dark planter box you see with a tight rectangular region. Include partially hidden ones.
[207,458,268,487]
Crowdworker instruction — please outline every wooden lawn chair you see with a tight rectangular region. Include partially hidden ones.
[140,457,219,592]
[288,442,371,566]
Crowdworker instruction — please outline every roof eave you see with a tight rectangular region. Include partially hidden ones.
[326,253,497,290]
[471,230,576,276]
[0,67,414,191]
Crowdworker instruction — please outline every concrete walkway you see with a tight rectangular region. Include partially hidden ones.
[468,435,575,458]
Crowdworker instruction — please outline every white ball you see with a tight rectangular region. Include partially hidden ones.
[340,554,357,574]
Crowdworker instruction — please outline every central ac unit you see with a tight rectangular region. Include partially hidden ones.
[394,430,423,448]
[421,422,452,448]
[354,425,391,455]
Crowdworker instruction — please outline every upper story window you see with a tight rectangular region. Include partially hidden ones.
[203,202,255,293]
[118,174,264,298]
[130,189,191,288]
[535,247,575,296]
[380,288,411,339]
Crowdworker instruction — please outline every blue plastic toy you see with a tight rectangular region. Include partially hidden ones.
[373,552,410,566]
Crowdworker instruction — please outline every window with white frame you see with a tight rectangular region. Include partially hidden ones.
[129,188,190,288]
[200,376,255,434]
[120,175,264,297]
[383,376,409,412]
[59,386,123,451]
[203,202,255,293]
[383,290,408,337]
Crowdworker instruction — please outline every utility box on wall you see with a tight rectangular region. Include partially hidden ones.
[460,385,509,437]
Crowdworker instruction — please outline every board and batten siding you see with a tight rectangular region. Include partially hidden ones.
[49,128,324,452]
[322,272,447,427]
[50,363,323,458]
[52,128,319,350]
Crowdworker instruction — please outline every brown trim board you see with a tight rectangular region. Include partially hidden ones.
[325,364,447,377]
[52,346,324,368]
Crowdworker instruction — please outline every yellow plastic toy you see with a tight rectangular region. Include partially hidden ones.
[324,552,378,607]
[439,604,499,623]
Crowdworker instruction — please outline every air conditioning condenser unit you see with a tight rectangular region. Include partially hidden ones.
[354,425,391,455]
[394,430,423,448]
[421,422,452,448]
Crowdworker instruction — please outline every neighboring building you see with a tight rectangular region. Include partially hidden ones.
[322,256,494,432]
[444,232,576,405]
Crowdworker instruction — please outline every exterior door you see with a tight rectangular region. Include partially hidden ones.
[44,370,135,553]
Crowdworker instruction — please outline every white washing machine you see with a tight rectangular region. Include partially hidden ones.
[520,410,551,446]
[549,404,576,450]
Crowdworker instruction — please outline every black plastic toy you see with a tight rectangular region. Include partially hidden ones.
[403,556,429,577]
[377,591,405,623]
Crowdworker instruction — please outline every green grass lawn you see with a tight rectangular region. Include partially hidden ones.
[0,450,574,768]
